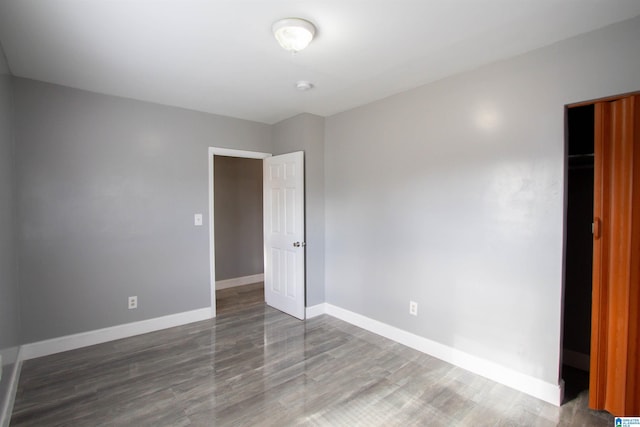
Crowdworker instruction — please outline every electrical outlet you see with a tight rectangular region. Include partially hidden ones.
[128,296,138,309]
[409,301,418,316]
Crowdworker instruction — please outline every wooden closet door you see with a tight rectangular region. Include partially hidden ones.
[589,95,640,416]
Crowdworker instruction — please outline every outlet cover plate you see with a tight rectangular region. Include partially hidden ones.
[409,301,418,316]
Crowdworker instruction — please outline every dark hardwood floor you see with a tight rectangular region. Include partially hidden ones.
[216,282,264,316]
[11,303,613,426]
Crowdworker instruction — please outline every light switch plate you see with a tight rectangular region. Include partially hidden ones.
[194,213,203,226]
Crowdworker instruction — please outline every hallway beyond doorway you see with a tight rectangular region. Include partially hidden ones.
[216,282,264,316]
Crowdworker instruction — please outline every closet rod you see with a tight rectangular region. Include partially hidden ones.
[568,153,594,158]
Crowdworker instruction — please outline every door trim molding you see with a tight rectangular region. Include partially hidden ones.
[208,147,271,316]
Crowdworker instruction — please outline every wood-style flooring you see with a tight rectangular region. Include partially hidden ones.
[11,303,613,426]
[216,282,264,316]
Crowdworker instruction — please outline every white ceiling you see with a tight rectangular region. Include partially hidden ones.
[0,1,639,124]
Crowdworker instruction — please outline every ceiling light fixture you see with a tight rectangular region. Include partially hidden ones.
[296,80,313,91]
[272,18,316,53]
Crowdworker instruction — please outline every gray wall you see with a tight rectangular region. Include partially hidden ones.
[14,78,272,342]
[324,16,640,386]
[0,42,20,417]
[214,156,263,281]
[272,114,325,306]
[6,14,639,394]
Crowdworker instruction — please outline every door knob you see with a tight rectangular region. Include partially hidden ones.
[293,241,306,247]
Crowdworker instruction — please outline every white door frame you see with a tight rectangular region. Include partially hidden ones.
[208,147,272,316]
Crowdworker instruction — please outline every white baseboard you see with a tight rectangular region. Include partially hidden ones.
[216,273,264,290]
[21,307,213,360]
[563,349,590,371]
[1,308,213,424]
[305,303,327,319]
[0,347,23,427]
[323,303,563,406]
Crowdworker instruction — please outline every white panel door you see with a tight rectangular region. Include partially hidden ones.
[264,151,305,320]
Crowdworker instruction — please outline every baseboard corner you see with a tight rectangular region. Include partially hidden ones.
[305,303,327,319]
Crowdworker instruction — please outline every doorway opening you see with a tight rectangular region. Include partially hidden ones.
[213,155,264,316]
[562,104,594,402]
[208,147,307,320]
[562,92,640,415]
[208,148,271,317]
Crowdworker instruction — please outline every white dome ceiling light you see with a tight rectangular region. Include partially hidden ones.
[295,80,313,91]
[272,18,316,53]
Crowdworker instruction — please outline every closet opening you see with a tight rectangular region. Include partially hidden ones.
[561,104,595,402]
